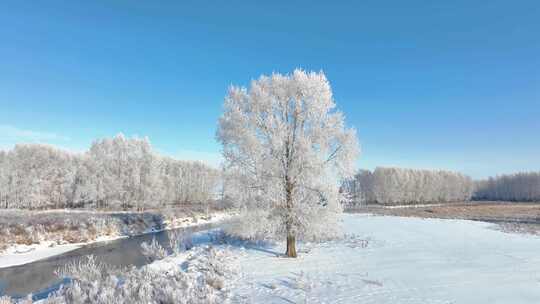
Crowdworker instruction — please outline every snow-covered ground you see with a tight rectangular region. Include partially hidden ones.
[227,214,540,303]
[3,213,540,303]
[0,211,233,269]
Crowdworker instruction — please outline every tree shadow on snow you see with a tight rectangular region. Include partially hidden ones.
[205,230,282,257]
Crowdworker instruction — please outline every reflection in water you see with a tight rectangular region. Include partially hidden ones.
[0,223,217,298]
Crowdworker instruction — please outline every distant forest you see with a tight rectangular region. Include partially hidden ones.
[0,134,220,210]
[342,168,540,206]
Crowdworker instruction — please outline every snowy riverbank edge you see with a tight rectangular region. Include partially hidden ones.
[0,211,235,269]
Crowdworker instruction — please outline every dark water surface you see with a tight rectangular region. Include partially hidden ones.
[0,223,219,298]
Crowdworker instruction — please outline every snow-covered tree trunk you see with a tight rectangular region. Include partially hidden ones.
[284,178,297,257]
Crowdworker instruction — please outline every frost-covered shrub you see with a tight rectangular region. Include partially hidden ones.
[0,247,235,304]
[140,238,168,262]
[56,255,123,282]
[51,275,119,304]
[45,247,233,304]
[184,246,235,293]
[168,230,193,255]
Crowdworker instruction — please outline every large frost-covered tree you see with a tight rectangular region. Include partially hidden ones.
[217,69,360,257]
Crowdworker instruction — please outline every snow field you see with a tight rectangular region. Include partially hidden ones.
[227,214,540,303]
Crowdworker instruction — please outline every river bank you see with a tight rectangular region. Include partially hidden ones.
[0,209,233,269]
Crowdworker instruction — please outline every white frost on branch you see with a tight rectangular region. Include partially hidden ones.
[217,69,360,250]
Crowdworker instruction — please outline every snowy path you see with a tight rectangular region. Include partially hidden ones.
[229,214,540,303]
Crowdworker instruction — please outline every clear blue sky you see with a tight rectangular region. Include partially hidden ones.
[0,1,538,179]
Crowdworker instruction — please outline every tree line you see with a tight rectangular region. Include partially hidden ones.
[343,167,540,206]
[0,134,220,210]
[342,167,475,206]
[474,172,540,202]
